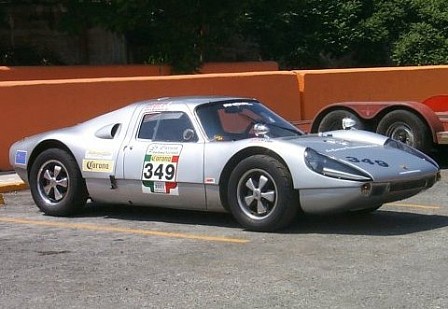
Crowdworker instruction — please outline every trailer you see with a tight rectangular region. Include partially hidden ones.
[296,95,448,154]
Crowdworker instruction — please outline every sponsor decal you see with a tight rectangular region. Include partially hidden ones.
[141,143,183,195]
[325,144,379,153]
[143,102,170,112]
[82,160,114,173]
[15,150,27,165]
[85,150,113,160]
[142,180,179,195]
[249,137,272,143]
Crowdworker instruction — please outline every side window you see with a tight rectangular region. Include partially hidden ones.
[138,112,198,142]
[138,113,159,140]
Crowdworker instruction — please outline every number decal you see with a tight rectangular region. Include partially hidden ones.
[345,156,389,167]
[143,162,153,179]
[361,159,374,165]
[375,160,389,167]
[165,164,175,180]
[346,156,359,163]
[143,162,177,181]
[141,143,183,195]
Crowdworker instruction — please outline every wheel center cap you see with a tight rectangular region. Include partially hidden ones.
[254,188,261,200]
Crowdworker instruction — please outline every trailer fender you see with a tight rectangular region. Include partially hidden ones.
[311,101,443,145]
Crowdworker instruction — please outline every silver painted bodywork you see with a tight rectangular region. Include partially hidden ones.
[9,96,440,214]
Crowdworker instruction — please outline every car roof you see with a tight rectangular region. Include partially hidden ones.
[134,95,257,109]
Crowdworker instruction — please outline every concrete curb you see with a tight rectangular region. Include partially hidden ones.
[0,182,28,193]
[0,175,28,204]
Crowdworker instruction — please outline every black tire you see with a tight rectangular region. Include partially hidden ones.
[317,110,365,132]
[227,155,298,231]
[29,148,88,216]
[376,110,432,153]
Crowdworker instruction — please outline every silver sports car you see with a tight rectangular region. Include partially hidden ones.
[9,96,440,231]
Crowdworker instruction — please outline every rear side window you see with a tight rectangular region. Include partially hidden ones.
[138,112,198,142]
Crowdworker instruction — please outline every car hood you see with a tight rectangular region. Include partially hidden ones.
[283,134,439,181]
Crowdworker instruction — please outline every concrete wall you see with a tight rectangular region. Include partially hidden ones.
[296,65,448,119]
[0,61,278,81]
[2,64,448,171]
[0,71,300,171]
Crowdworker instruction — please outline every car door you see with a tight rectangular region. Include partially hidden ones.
[121,110,206,209]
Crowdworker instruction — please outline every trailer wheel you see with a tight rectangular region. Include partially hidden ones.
[376,110,432,153]
[317,110,365,132]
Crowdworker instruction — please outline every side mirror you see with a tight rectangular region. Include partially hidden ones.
[342,118,357,130]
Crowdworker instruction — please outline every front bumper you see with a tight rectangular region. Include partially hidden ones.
[299,173,439,214]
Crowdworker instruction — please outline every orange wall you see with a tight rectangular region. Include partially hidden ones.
[0,65,171,81]
[3,65,448,171]
[0,72,301,171]
[0,61,278,81]
[296,65,448,119]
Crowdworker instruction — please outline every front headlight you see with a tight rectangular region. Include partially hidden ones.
[304,148,372,181]
[384,139,439,168]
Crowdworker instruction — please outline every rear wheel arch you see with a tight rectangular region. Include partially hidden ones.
[28,140,79,179]
[218,147,290,211]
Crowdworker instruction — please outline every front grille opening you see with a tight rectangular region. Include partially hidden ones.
[389,177,433,192]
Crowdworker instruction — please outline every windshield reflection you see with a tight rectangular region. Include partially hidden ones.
[196,100,303,141]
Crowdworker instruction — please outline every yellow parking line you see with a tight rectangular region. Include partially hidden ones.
[0,217,249,244]
[386,203,441,210]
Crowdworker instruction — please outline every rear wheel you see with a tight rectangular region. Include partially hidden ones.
[376,110,432,153]
[29,148,87,216]
[317,110,365,132]
[227,155,298,231]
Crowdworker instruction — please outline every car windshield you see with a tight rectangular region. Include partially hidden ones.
[196,100,303,141]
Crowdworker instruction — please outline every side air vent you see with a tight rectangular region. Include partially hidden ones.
[95,123,121,139]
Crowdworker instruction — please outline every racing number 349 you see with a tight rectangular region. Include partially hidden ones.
[143,162,176,181]
[346,156,389,167]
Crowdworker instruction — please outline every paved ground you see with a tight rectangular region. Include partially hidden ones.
[0,170,447,308]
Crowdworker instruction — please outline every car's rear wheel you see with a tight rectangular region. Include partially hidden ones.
[29,148,87,216]
[227,155,298,231]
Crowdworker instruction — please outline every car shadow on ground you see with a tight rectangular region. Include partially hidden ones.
[79,203,448,236]
[284,210,448,236]
[81,202,240,229]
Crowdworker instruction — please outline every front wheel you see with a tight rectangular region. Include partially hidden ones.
[29,148,87,216]
[227,155,298,231]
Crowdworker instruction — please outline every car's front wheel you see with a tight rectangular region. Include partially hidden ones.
[227,155,298,231]
[29,148,87,216]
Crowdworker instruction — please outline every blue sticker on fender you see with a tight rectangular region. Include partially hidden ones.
[15,150,27,165]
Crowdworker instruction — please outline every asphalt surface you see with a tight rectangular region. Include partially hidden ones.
[0,171,447,308]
